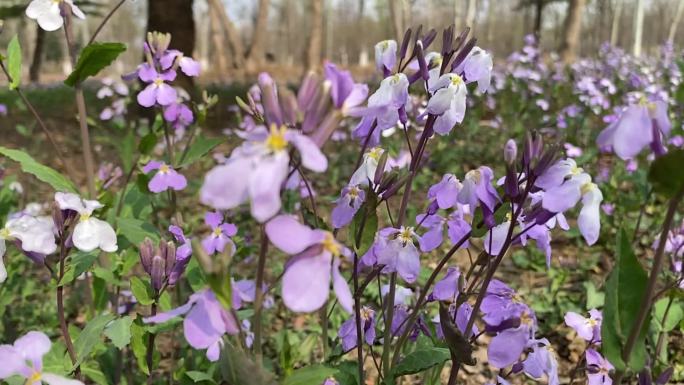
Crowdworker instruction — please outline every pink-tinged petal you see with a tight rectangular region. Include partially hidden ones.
[205,211,223,229]
[248,153,289,222]
[183,299,223,349]
[200,157,251,210]
[142,161,162,174]
[535,159,575,190]
[166,170,187,191]
[205,340,222,362]
[396,242,420,283]
[290,133,328,173]
[13,331,51,370]
[282,253,332,312]
[0,345,28,379]
[144,302,194,324]
[418,222,444,252]
[220,223,237,237]
[137,64,158,83]
[332,259,353,313]
[160,51,180,70]
[160,69,178,82]
[180,57,201,77]
[137,84,158,107]
[148,172,169,193]
[542,179,582,213]
[265,215,317,254]
[487,326,528,368]
[42,373,85,385]
[155,83,177,106]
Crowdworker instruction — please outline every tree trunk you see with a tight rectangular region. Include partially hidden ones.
[533,0,544,38]
[389,0,405,41]
[208,0,246,71]
[307,0,324,71]
[633,0,644,57]
[245,0,270,73]
[465,0,477,30]
[29,26,45,83]
[610,0,623,46]
[147,0,195,57]
[208,3,228,79]
[559,0,586,64]
[668,0,684,43]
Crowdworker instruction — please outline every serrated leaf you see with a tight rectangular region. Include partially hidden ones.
[391,347,451,377]
[7,35,21,90]
[104,316,133,349]
[130,276,155,305]
[178,135,223,167]
[648,149,684,198]
[282,365,337,385]
[117,217,159,245]
[64,42,126,86]
[72,314,116,369]
[602,229,649,372]
[186,371,217,384]
[0,146,78,192]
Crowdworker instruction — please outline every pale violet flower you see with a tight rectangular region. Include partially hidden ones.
[426,73,468,135]
[0,215,57,282]
[349,147,384,187]
[26,0,85,32]
[55,192,117,253]
[375,40,397,73]
[455,46,493,93]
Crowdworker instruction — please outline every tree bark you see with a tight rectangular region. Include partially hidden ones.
[29,26,45,83]
[465,0,477,30]
[559,0,586,64]
[207,0,246,71]
[668,0,684,43]
[246,0,270,73]
[208,2,228,79]
[533,0,544,38]
[147,0,195,57]
[389,0,406,41]
[610,0,623,46]
[307,0,324,71]
[633,0,645,57]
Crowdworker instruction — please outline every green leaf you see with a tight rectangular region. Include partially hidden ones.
[138,132,158,156]
[653,298,683,332]
[104,316,133,349]
[0,146,78,192]
[648,149,684,197]
[178,135,223,167]
[601,229,649,372]
[7,35,21,90]
[584,281,605,310]
[117,217,159,245]
[130,277,155,306]
[186,371,217,384]
[282,365,337,385]
[72,314,116,369]
[64,42,126,86]
[60,250,99,286]
[391,347,451,377]
[81,364,109,385]
[130,320,150,374]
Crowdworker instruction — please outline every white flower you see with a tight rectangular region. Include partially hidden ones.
[26,0,85,32]
[426,73,468,135]
[375,40,397,72]
[0,214,57,283]
[55,192,117,253]
[455,46,493,93]
[350,147,385,187]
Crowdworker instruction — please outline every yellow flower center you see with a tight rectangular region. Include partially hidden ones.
[368,147,384,160]
[580,182,596,196]
[154,78,164,86]
[360,307,374,321]
[26,371,41,385]
[322,232,341,257]
[450,74,464,86]
[159,164,170,173]
[520,310,533,326]
[0,227,10,239]
[570,165,584,175]
[213,227,223,237]
[265,124,289,152]
[348,186,360,199]
[80,213,91,222]
[466,169,481,184]
[397,227,414,244]
[389,74,402,85]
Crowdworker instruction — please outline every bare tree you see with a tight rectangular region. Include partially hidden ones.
[207,0,245,71]
[610,0,623,46]
[465,0,478,29]
[668,0,684,43]
[389,0,408,41]
[559,0,586,63]
[208,3,229,78]
[29,27,45,82]
[307,0,324,71]
[633,0,644,56]
[246,0,271,73]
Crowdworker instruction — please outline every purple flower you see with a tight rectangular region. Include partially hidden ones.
[564,142,583,158]
[338,306,376,351]
[596,101,671,159]
[200,124,327,222]
[164,102,194,130]
[454,46,493,93]
[324,62,368,114]
[168,225,192,285]
[331,185,365,229]
[144,289,239,361]
[0,104,8,116]
[265,215,352,313]
[232,279,269,310]
[428,174,461,210]
[417,205,471,253]
[143,160,187,193]
[586,349,614,385]
[426,73,468,135]
[430,267,461,302]
[349,147,384,187]
[352,74,409,146]
[522,339,560,385]
[201,211,237,255]
[564,309,602,343]
[160,50,201,77]
[374,40,397,73]
[0,331,84,384]
[373,226,421,283]
[457,166,500,212]
[600,203,615,216]
[136,64,178,107]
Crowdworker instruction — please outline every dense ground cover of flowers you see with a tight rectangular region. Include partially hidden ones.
[0,2,683,385]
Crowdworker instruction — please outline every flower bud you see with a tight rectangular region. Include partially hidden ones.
[297,71,321,111]
[163,241,176,276]
[139,238,155,274]
[258,73,283,127]
[150,255,165,292]
[399,28,412,61]
[504,139,517,166]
